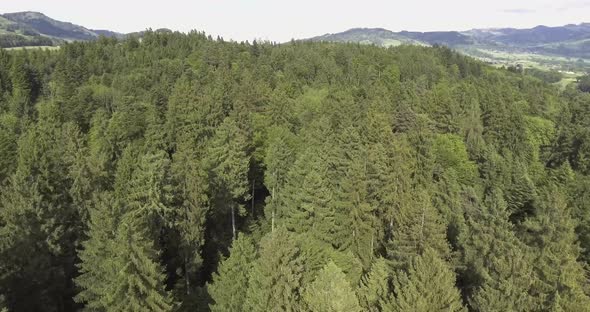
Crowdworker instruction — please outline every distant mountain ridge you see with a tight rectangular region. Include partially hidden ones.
[310,23,590,53]
[308,23,590,71]
[0,11,123,48]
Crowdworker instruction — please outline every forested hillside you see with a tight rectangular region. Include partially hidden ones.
[0,12,123,48]
[1,31,590,311]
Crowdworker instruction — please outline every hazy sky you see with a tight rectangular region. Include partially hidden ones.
[2,0,589,42]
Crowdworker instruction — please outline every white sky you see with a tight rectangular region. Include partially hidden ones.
[2,0,589,42]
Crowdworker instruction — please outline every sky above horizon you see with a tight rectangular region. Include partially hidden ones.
[2,0,589,42]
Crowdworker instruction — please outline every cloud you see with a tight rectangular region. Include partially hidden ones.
[502,8,536,14]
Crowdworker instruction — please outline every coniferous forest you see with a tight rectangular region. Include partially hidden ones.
[1,31,590,311]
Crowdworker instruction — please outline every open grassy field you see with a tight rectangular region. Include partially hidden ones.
[464,48,588,71]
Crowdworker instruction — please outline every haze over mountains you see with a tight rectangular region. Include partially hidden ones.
[309,24,590,72]
[1,11,589,71]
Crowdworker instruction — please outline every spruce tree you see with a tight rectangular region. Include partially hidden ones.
[302,261,362,312]
[357,258,394,311]
[386,189,451,269]
[461,189,536,311]
[109,213,174,312]
[244,228,304,312]
[392,248,466,312]
[263,125,298,232]
[337,153,376,267]
[75,148,174,311]
[207,117,250,240]
[208,234,257,312]
[0,113,18,183]
[282,146,338,245]
[74,193,120,310]
[521,186,590,311]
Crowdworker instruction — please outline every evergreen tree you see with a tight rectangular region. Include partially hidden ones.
[386,189,451,269]
[521,186,590,311]
[263,125,298,232]
[337,152,376,267]
[74,193,120,310]
[357,258,394,311]
[0,113,18,183]
[244,228,304,312]
[208,234,257,312]
[462,189,537,311]
[207,117,250,240]
[392,248,466,312]
[302,261,362,312]
[75,148,174,311]
[108,213,175,312]
[282,145,338,245]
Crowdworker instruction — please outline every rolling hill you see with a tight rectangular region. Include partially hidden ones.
[0,11,123,48]
[308,24,590,72]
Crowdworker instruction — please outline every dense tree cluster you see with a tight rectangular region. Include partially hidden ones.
[0,32,589,311]
[579,74,590,93]
[0,34,55,48]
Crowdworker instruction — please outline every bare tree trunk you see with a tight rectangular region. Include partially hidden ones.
[185,257,191,295]
[251,179,255,218]
[231,205,236,241]
[272,170,276,232]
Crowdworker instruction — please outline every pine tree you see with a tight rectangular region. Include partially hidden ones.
[74,193,120,310]
[244,228,304,312]
[302,261,362,312]
[0,113,18,183]
[207,117,250,240]
[282,146,338,245]
[263,125,298,232]
[108,213,174,312]
[0,101,82,311]
[521,186,590,311]
[208,234,257,312]
[337,152,376,267]
[357,258,394,311]
[386,189,451,269]
[75,148,174,311]
[461,189,537,311]
[171,144,209,296]
[392,248,466,312]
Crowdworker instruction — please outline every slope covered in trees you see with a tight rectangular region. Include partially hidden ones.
[0,31,589,311]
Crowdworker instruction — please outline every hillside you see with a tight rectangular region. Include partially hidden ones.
[0,11,122,48]
[309,24,590,72]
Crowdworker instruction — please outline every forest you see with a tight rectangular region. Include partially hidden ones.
[1,31,590,311]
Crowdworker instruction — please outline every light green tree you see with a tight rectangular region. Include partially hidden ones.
[303,261,362,312]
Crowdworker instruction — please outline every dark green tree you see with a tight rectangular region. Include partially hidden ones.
[244,228,304,312]
[208,234,257,312]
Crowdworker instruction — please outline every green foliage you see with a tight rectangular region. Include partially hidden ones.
[244,228,304,312]
[208,234,257,312]
[302,261,362,312]
[386,189,451,269]
[0,31,588,312]
[0,113,18,182]
[391,248,467,312]
[525,68,563,84]
[520,186,590,310]
[461,189,537,311]
[357,258,394,311]
[578,74,590,93]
